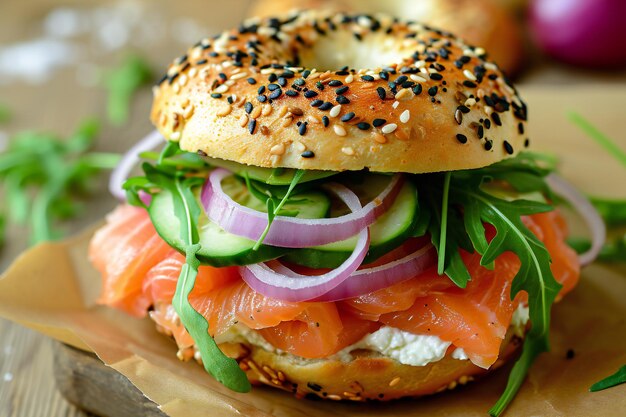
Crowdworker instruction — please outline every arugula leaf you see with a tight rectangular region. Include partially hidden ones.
[569,111,626,168]
[104,55,153,126]
[0,120,121,246]
[589,197,626,226]
[0,103,11,124]
[253,169,305,250]
[590,365,626,392]
[124,142,250,392]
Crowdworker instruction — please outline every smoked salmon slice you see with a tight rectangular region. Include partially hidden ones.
[90,205,579,364]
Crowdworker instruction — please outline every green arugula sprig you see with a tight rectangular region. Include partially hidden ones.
[0,120,120,246]
[414,152,561,416]
[123,142,250,392]
[104,55,153,126]
[590,365,626,392]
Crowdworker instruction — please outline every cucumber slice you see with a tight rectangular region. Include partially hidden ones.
[203,156,337,185]
[283,179,419,268]
[149,174,331,267]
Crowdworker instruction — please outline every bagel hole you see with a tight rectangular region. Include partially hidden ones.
[298,31,411,72]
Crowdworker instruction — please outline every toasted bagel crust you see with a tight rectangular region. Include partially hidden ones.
[151,10,529,174]
[165,327,521,401]
[248,0,524,75]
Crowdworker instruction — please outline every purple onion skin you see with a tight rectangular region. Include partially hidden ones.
[529,0,626,68]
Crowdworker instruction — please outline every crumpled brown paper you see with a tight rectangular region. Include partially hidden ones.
[1,86,626,416]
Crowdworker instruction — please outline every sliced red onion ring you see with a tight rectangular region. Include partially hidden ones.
[546,173,606,266]
[202,168,403,248]
[109,130,164,200]
[240,183,371,301]
[270,243,437,302]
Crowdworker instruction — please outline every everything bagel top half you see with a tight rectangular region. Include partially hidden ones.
[151,10,528,174]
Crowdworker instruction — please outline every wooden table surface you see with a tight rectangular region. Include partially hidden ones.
[0,1,624,416]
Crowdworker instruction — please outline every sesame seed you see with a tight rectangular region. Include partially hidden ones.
[328,80,342,87]
[216,105,232,117]
[373,118,386,127]
[410,74,427,83]
[247,77,257,85]
[395,88,412,100]
[244,102,253,114]
[400,110,410,123]
[267,83,280,91]
[318,102,333,111]
[333,125,347,136]
[342,146,355,155]
[373,132,387,143]
[478,125,484,139]
[215,84,229,94]
[456,134,468,144]
[392,100,399,109]
[341,112,355,122]
[376,87,386,100]
[381,123,397,134]
[428,86,438,96]
[310,100,323,107]
[463,69,477,81]
[290,107,304,116]
[269,89,282,99]
[492,113,502,126]
[330,105,342,117]
[285,90,298,97]
[322,116,329,127]
[454,108,463,125]
[357,122,371,130]
[336,86,349,95]
[413,84,423,95]
[248,119,257,134]
[361,75,375,82]
[301,150,314,158]
[270,144,285,155]
[503,140,514,154]
[484,139,493,150]
[518,122,524,134]
[525,138,530,147]
[250,106,262,119]
[430,73,443,81]
[211,93,222,99]
[304,90,318,98]
[337,95,350,104]
[389,377,401,387]
[345,74,354,83]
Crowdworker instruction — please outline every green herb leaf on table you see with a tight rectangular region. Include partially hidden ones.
[0,103,11,124]
[0,119,120,246]
[105,55,153,126]
[590,365,626,392]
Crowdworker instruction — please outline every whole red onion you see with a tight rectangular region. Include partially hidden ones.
[529,0,626,68]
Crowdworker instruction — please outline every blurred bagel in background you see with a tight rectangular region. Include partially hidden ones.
[248,0,524,76]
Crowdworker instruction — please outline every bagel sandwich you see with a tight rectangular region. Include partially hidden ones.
[89,10,601,415]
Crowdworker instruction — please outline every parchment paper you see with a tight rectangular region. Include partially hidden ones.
[1,86,626,416]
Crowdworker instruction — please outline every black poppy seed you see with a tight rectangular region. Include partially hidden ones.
[218,72,227,81]
[257,86,266,94]
[302,70,311,79]
[246,77,257,85]
[431,97,436,103]
[463,80,477,88]
[269,89,282,99]
[454,108,463,125]
[292,79,304,88]
[335,70,349,76]
[257,95,267,103]
[396,75,408,85]
[460,55,471,63]
[491,113,502,126]
[299,123,308,136]
[276,77,287,87]
[304,90,318,98]
[361,75,375,82]
[430,73,443,81]
[285,90,298,97]
[328,80,342,87]
[310,100,323,107]
[156,74,167,85]
[376,87,386,100]
[428,86,438,96]
[413,84,423,95]
[484,139,493,151]
[525,138,530,147]
[248,119,257,134]
[484,119,491,129]
[478,125,484,139]
[307,382,322,392]
[268,83,280,91]
[319,102,333,110]
[168,73,179,84]
[439,47,450,59]
[337,95,350,104]
[379,71,389,80]
[322,116,329,127]
[195,59,208,65]
[211,93,222,98]
[341,112,355,122]
[271,63,283,69]
[566,349,575,360]
[458,105,470,114]
[456,134,468,144]
[244,102,253,113]
[336,86,349,95]
[209,52,218,57]
[518,122,524,135]
[503,140,514,154]
[401,81,415,89]
[268,73,278,82]
[357,122,371,130]
[176,54,188,65]
[373,118,386,127]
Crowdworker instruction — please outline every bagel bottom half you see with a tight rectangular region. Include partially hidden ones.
[155,320,523,401]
